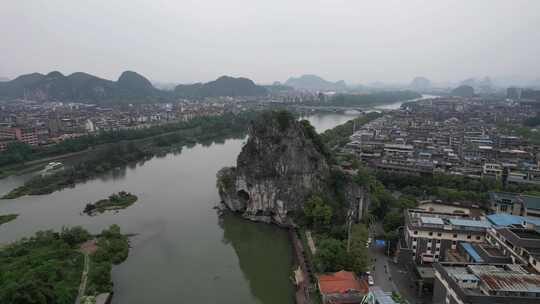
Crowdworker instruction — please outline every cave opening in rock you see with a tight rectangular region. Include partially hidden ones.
[237,190,250,202]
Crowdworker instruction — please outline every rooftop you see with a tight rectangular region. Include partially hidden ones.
[486,213,540,227]
[407,209,489,231]
[448,218,491,228]
[510,228,540,240]
[460,242,484,263]
[469,264,540,293]
[317,270,368,295]
[440,263,540,297]
[489,192,540,210]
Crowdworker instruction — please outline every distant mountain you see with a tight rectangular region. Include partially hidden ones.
[284,74,348,92]
[451,85,475,97]
[152,81,178,91]
[458,77,495,94]
[264,82,294,93]
[410,77,431,92]
[460,78,477,87]
[174,76,268,98]
[117,71,156,97]
[0,71,161,102]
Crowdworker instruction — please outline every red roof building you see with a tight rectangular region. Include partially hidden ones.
[317,270,368,304]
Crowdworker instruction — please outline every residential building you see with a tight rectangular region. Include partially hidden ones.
[403,209,490,264]
[433,263,540,304]
[485,224,540,272]
[489,192,540,218]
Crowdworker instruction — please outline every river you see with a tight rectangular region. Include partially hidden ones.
[0,113,361,304]
[373,94,438,110]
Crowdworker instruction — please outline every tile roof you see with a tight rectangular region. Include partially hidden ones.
[317,271,368,295]
[474,269,540,293]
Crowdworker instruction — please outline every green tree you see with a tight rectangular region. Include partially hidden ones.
[314,238,350,272]
[304,196,333,229]
[349,224,369,272]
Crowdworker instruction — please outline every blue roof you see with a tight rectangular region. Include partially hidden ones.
[448,219,491,228]
[460,242,484,263]
[486,213,540,227]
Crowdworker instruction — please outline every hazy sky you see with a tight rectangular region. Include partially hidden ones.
[1,0,539,84]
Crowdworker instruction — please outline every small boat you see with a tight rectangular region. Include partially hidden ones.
[41,162,64,176]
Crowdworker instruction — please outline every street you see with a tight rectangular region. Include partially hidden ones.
[368,223,431,304]
[369,243,396,293]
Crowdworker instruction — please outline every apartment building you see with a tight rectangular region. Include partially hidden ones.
[433,263,540,304]
[489,192,540,218]
[403,209,490,264]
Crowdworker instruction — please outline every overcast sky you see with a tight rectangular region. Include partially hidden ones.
[1,0,539,85]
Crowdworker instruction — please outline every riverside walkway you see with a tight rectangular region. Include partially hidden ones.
[290,227,316,304]
[74,252,90,304]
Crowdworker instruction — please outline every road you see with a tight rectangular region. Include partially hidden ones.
[368,222,430,304]
[369,242,396,293]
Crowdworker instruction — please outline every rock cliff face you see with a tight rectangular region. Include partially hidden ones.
[217,111,330,225]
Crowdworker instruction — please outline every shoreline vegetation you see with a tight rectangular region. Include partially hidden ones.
[0,214,18,226]
[2,112,258,199]
[0,225,129,304]
[0,111,258,176]
[84,191,138,215]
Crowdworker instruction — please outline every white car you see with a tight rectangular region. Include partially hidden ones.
[368,275,375,286]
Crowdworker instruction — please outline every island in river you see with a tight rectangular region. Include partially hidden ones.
[84,191,138,215]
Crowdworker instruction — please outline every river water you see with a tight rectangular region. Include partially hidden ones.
[0,113,360,304]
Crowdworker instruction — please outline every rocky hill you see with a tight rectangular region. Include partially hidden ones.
[175,76,268,98]
[451,85,475,97]
[0,70,161,102]
[217,111,331,224]
[410,77,431,92]
[285,74,348,92]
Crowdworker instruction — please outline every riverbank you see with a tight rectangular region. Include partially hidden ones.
[0,214,18,226]
[0,111,259,179]
[0,225,129,304]
[2,113,253,199]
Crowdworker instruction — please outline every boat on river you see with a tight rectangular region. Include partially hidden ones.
[41,161,64,176]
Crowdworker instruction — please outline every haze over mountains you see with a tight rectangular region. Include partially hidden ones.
[285,74,348,92]
[0,71,269,103]
[1,69,539,104]
[174,76,267,98]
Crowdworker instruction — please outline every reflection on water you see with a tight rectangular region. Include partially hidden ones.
[220,213,295,304]
[0,114,354,304]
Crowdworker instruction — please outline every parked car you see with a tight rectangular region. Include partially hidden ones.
[368,275,374,286]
